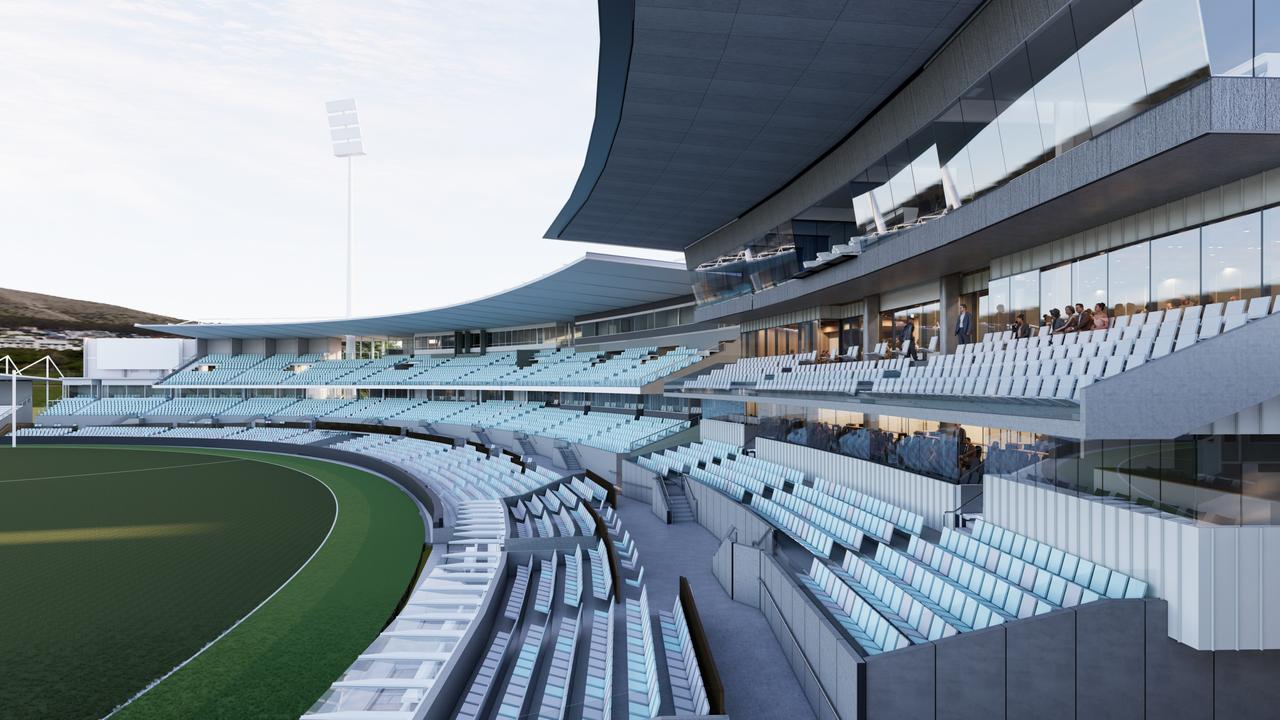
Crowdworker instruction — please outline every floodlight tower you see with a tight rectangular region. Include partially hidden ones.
[326,99,365,360]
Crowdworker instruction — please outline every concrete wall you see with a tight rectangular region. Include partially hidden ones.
[685,475,773,551]
[985,473,1280,652]
[619,458,657,504]
[755,550,862,720]
[755,438,965,530]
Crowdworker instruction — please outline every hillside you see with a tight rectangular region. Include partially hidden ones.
[0,287,181,333]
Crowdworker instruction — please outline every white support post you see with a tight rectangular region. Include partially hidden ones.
[10,371,16,448]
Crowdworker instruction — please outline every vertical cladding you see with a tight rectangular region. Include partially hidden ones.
[984,474,1280,652]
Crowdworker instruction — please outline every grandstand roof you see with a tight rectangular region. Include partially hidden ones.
[141,253,692,339]
[545,0,982,251]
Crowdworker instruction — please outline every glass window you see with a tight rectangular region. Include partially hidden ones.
[1260,0,1280,77]
[1108,242,1150,316]
[991,46,1047,178]
[1132,0,1211,100]
[986,277,1011,334]
[906,136,946,219]
[1041,264,1073,323]
[1151,229,1201,308]
[959,76,1008,197]
[1072,253,1108,309]
[1028,10,1093,157]
[1010,270,1040,329]
[1075,8,1150,134]
[1202,212,1263,302]
[1265,207,1280,293]
[1199,0,1255,76]
[936,100,978,202]
[884,143,919,225]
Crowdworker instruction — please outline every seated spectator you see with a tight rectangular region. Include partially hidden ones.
[1077,307,1094,332]
[1093,302,1110,330]
[1011,313,1032,339]
[1057,305,1079,333]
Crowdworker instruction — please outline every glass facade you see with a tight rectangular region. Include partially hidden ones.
[714,399,1280,526]
[741,404,987,484]
[577,305,696,339]
[998,435,1280,526]
[742,322,816,358]
[987,205,1280,331]
[879,302,941,356]
[691,0,1280,309]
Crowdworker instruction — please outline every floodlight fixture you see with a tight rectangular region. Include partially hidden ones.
[326,99,364,359]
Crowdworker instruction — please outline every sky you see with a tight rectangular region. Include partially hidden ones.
[0,1,681,322]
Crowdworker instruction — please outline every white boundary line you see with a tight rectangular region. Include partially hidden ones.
[0,458,244,485]
[99,450,341,719]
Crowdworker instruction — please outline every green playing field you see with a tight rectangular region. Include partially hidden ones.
[0,445,425,720]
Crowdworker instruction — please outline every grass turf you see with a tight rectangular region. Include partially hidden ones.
[0,446,425,720]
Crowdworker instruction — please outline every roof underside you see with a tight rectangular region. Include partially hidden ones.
[142,254,693,339]
[547,0,983,251]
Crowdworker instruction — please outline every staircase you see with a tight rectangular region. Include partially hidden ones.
[664,476,695,523]
[555,443,583,473]
[515,434,538,456]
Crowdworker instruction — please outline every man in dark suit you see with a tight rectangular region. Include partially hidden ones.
[955,303,973,345]
[897,316,916,359]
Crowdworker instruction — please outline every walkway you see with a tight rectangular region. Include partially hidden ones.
[615,496,815,720]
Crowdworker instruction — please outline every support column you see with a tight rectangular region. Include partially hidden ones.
[478,329,488,355]
[862,294,881,355]
[938,273,963,354]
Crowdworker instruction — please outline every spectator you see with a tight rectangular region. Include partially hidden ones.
[1048,307,1064,331]
[1011,313,1032,339]
[1057,305,1079,333]
[897,315,916,359]
[1077,307,1094,332]
[954,302,973,345]
[1093,302,1110,330]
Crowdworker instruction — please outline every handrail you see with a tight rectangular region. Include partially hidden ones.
[625,420,693,452]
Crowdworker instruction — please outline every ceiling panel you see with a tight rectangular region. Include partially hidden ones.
[546,0,982,251]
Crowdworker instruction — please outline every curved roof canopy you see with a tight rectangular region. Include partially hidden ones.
[547,0,982,251]
[143,254,692,339]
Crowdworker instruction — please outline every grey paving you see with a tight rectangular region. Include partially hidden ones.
[615,498,815,720]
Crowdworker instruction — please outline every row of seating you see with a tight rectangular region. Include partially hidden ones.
[673,296,1279,405]
[655,440,1149,660]
[12,424,350,446]
[963,520,1148,600]
[582,606,615,720]
[533,555,557,615]
[801,559,912,655]
[494,620,547,718]
[658,597,712,716]
[332,436,561,510]
[625,587,662,720]
[588,539,613,602]
[535,612,581,720]
[43,397,693,455]
[303,502,505,719]
[160,347,706,389]
[563,545,583,609]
